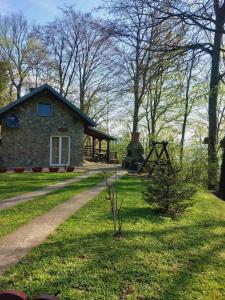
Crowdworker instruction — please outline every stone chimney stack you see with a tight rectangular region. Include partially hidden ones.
[131,132,140,143]
[123,132,144,169]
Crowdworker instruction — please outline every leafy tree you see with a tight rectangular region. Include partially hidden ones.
[0,59,10,107]
[144,0,225,189]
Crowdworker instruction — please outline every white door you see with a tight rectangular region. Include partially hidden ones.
[50,136,70,166]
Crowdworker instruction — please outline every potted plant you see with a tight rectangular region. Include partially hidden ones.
[49,167,59,173]
[0,167,7,173]
[32,167,43,173]
[65,166,75,172]
[14,167,25,173]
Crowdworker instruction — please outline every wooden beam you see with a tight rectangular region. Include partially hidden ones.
[107,140,110,163]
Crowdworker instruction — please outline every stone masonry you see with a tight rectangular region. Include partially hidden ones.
[0,90,84,168]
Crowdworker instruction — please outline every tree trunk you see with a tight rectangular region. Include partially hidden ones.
[16,84,22,99]
[80,86,85,112]
[180,57,194,164]
[180,110,188,164]
[151,113,156,138]
[132,93,139,133]
[219,148,225,198]
[208,21,223,189]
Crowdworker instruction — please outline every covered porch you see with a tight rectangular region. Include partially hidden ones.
[84,127,118,164]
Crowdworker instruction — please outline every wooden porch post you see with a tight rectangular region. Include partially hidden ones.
[99,139,102,153]
[92,137,96,160]
[107,140,110,163]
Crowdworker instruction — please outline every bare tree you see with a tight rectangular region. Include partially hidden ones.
[40,7,116,122]
[104,0,185,136]
[179,51,200,163]
[140,54,183,147]
[104,0,156,133]
[0,13,43,98]
[40,11,81,97]
[73,12,116,114]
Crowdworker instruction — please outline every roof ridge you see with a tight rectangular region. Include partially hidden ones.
[0,84,96,127]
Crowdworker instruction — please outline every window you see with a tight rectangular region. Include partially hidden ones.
[37,103,52,116]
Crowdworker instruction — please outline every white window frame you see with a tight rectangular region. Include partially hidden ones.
[50,136,71,166]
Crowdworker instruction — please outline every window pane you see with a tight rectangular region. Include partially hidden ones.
[52,137,59,164]
[61,137,69,164]
[38,103,52,116]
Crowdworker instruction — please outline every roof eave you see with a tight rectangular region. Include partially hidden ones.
[0,84,96,127]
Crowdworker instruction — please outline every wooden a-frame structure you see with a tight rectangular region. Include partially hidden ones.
[139,141,172,175]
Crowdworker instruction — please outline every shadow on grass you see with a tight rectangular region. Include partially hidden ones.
[2,217,225,299]
[0,175,106,240]
[1,176,224,299]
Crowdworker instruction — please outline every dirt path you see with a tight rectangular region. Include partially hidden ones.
[0,170,126,275]
[0,171,100,211]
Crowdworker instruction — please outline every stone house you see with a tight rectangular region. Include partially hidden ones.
[0,84,116,168]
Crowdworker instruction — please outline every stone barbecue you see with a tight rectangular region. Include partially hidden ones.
[123,132,144,169]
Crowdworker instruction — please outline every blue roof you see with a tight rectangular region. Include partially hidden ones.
[0,84,96,127]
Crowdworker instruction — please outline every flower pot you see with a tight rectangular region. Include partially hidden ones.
[65,166,75,172]
[14,167,25,173]
[32,167,43,173]
[0,167,7,173]
[49,167,59,173]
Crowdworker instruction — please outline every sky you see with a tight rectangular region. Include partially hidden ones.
[0,0,103,24]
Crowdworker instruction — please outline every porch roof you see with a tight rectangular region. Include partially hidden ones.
[84,127,117,141]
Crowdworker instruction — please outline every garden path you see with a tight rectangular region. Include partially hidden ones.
[0,170,99,211]
[0,170,126,275]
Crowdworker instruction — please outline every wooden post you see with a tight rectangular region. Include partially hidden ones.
[99,139,102,153]
[107,140,110,163]
[92,137,95,160]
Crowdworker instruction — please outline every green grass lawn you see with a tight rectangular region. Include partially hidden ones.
[0,173,108,239]
[1,176,225,299]
[0,172,82,201]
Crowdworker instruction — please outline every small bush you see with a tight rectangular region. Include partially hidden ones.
[104,170,123,237]
[144,163,196,217]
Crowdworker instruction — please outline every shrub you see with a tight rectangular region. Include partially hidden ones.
[144,163,196,217]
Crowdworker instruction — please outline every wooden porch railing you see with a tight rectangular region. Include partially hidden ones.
[83,145,117,163]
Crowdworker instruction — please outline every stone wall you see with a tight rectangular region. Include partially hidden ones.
[0,90,84,168]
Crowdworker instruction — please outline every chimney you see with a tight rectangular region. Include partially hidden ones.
[131,132,140,143]
[29,87,36,93]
